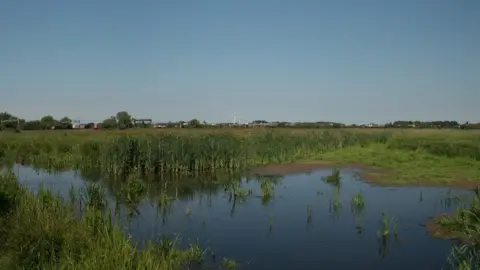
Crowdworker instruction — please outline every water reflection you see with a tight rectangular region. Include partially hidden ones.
[10,164,474,270]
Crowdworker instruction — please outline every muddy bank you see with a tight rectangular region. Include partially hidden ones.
[424,213,470,244]
[248,161,479,189]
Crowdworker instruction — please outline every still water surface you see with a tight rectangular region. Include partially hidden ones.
[13,165,471,270]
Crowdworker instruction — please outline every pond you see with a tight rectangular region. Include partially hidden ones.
[12,164,472,270]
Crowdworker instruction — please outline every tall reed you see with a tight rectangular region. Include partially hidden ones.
[0,131,392,176]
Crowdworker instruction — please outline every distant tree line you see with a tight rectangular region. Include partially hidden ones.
[0,111,208,131]
[0,111,479,131]
[384,121,480,130]
[0,112,73,131]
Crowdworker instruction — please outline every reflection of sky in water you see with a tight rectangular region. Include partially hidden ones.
[13,165,472,270]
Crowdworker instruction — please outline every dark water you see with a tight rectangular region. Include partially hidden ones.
[12,165,472,270]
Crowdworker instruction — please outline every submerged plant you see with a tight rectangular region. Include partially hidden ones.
[378,212,397,237]
[323,168,341,186]
[259,176,278,206]
[306,204,313,230]
[350,191,365,234]
[268,213,274,232]
[80,183,107,211]
[376,212,398,259]
[354,214,364,234]
[222,258,238,270]
[329,186,342,218]
[351,191,365,212]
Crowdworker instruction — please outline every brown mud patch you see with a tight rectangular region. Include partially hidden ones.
[424,213,470,244]
[248,161,480,190]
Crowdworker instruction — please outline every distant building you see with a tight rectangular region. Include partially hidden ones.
[72,123,86,129]
[153,123,167,128]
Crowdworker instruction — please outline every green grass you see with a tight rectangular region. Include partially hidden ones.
[317,144,480,186]
[0,172,227,270]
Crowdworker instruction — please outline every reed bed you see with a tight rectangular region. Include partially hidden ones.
[0,131,391,176]
[1,129,480,178]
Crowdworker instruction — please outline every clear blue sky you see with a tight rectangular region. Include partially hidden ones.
[1,0,479,124]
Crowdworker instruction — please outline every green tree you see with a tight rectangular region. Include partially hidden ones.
[116,111,132,130]
[188,119,200,128]
[0,112,22,130]
[59,116,71,123]
[102,116,117,129]
[23,120,42,130]
[58,117,72,129]
[40,115,56,129]
[0,112,17,121]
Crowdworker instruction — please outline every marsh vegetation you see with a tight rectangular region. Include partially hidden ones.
[1,128,480,269]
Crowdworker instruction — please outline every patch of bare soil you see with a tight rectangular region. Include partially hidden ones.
[424,213,470,244]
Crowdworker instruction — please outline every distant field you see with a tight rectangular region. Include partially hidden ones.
[3,127,478,138]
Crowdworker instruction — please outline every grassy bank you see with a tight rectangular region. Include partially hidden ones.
[318,144,480,187]
[0,171,227,270]
[427,189,480,269]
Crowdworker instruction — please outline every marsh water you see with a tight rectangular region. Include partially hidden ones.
[12,164,472,270]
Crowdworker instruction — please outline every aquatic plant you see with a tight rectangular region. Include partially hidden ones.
[439,188,465,208]
[354,214,364,235]
[260,180,275,202]
[233,186,249,198]
[350,191,365,211]
[375,213,398,259]
[350,191,365,233]
[378,212,397,237]
[306,204,313,230]
[329,186,342,218]
[323,168,341,186]
[268,213,274,232]
[222,258,238,270]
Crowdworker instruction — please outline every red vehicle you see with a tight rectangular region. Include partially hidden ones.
[93,123,99,129]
